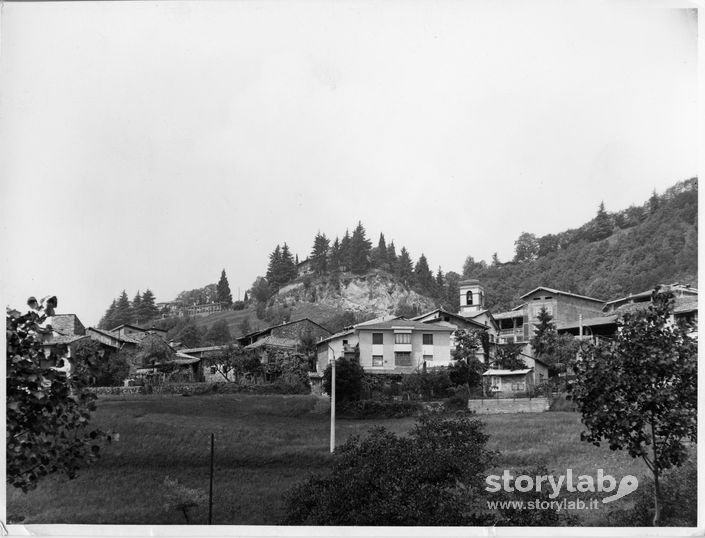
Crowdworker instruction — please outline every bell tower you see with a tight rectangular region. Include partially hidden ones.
[459,279,485,317]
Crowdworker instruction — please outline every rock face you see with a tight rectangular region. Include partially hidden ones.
[272,271,437,316]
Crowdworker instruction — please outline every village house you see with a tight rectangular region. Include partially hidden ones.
[316,317,455,375]
[558,283,698,340]
[492,287,605,345]
[356,319,454,373]
[237,318,331,351]
[483,368,540,396]
[39,313,90,360]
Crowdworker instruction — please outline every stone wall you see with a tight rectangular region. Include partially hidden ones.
[468,397,550,414]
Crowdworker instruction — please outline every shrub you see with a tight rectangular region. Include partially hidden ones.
[443,394,468,411]
[282,414,496,525]
[401,369,453,400]
[606,458,697,526]
[338,400,421,419]
[323,356,365,405]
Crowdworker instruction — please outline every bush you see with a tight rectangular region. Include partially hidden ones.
[323,356,365,404]
[443,394,468,411]
[401,369,453,400]
[338,400,421,419]
[606,458,697,526]
[282,414,496,525]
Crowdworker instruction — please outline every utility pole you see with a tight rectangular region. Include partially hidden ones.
[328,345,336,453]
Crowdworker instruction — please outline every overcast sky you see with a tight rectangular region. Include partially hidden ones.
[0,1,699,326]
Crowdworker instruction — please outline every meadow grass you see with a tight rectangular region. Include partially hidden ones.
[5,393,677,526]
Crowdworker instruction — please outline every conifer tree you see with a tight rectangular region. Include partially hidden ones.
[217,269,233,306]
[99,300,118,330]
[350,222,372,274]
[387,241,398,274]
[132,291,143,324]
[113,290,132,328]
[414,254,434,294]
[371,233,388,269]
[281,243,297,283]
[140,289,159,322]
[267,245,283,286]
[435,268,445,299]
[311,233,330,275]
[329,237,341,272]
[339,230,352,271]
[397,247,414,286]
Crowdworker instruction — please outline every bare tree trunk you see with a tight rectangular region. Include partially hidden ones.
[651,421,661,527]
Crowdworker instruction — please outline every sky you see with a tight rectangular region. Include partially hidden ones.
[0,0,699,326]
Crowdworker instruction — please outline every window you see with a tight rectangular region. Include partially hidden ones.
[210,366,217,374]
[466,291,473,305]
[372,355,383,367]
[372,333,383,345]
[395,352,412,366]
[394,333,411,344]
[342,339,348,346]
[423,354,433,362]
[422,334,433,345]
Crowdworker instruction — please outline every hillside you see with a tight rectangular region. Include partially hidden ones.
[466,178,697,311]
[118,177,697,339]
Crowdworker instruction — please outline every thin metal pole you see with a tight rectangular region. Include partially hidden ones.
[330,355,336,453]
[209,433,214,525]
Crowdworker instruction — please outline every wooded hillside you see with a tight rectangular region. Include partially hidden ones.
[462,178,697,311]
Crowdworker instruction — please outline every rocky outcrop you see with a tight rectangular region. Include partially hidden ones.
[271,271,437,316]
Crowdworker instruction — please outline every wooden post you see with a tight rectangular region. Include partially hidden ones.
[208,433,214,525]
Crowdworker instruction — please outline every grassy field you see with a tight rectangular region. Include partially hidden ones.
[6,393,671,526]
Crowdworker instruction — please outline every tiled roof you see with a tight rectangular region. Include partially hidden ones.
[493,310,525,320]
[412,308,488,330]
[41,334,89,346]
[245,336,299,350]
[355,319,454,332]
[483,368,533,376]
[520,287,604,303]
[87,327,141,345]
[180,345,229,353]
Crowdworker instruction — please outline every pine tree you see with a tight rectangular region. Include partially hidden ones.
[350,222,372,274]
[311,232,330,275]
[371,233,388,270]
[99,300,118,330]
[590,201,612,242]
[329,237,341,273]
[217,269,233,306]
[267,245,283,286]
[491,252,500,266]
[140,289,159,322]
[113,290,132,328]
[281,243,297,283]
[132,291,143,324]
[435,267,445,299]
[530,306,557,358]
[397,247,414,286]
[414,254,434,294]
[243,291,249,303]
[339,230,352,271]
[386,241,398,274]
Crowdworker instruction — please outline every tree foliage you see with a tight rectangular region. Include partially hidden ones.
[216,269,233,306]
[569,290,697,526]
[6,309,113,492]
[283,414,496,525]
[449,329,487,389]
[323,355,365,405]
